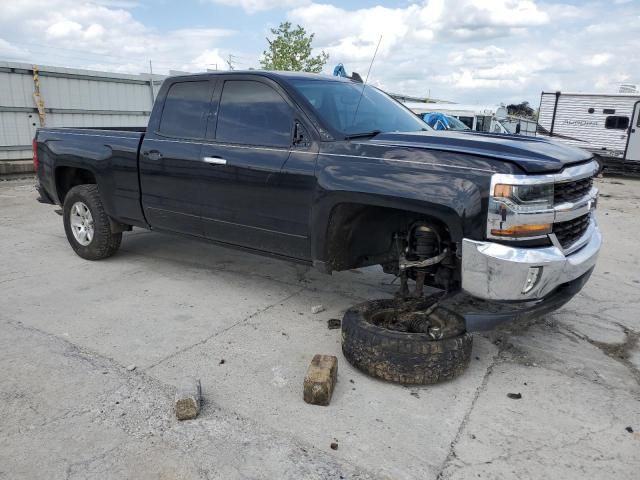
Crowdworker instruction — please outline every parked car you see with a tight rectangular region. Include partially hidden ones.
[34,71,601,383]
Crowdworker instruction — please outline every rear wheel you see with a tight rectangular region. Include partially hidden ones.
[63,184,122,260]
[341,297,472,384]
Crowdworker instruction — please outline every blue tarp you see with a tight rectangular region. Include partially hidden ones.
[421,112,469,131]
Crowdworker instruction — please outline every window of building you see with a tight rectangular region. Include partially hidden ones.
[605,116,630,130]
[458,116,474,129]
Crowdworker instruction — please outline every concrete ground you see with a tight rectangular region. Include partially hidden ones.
[1,176,639,480]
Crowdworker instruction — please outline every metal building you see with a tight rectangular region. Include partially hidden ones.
[0,61,164,176]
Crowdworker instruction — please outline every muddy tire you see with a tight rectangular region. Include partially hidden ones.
[341,299,472,385]
[63,184,122,260]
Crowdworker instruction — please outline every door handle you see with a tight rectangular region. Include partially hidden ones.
[203,156,227,165]
[146,150,163,161]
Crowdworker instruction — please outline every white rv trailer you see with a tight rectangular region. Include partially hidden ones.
[538,91,640,174]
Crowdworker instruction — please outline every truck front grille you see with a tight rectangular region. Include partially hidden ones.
[554,177,593,204]
[553,213,591,250]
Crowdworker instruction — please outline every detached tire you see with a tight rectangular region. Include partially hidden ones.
[63,184,122,260]
[342,299,472,385]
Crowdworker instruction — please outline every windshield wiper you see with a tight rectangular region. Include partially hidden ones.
[344,130,382,140]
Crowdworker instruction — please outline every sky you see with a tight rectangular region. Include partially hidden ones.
[0,0,638,106]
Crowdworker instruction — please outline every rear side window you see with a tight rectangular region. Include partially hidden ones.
[159,81,212,138]
[215,81,292,147]
[605,116,629,130]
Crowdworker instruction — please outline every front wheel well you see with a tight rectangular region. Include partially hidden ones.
[55,167,97,204]
[324,203,453,272]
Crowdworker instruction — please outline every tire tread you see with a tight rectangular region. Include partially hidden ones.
[341,300,472,385]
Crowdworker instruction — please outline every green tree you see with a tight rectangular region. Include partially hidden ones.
[260,22,328,73]
[507,101,535,118]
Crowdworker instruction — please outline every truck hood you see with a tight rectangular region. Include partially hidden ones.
[369,131,593,174]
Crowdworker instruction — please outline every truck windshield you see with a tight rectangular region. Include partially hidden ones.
[290,79,430,138]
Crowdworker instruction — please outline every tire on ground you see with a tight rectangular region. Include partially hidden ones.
[63,184,122,260]
[341,299,472,385]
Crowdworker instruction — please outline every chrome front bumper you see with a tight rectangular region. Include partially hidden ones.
[461,219,602,301]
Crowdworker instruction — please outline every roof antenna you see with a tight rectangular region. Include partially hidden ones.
[351,35,382,126]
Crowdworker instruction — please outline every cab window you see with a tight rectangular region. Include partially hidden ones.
[159,81,212,138]
[215,81,293,147]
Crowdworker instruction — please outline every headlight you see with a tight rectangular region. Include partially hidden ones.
[488,182,554,239]
[493,184,554,211]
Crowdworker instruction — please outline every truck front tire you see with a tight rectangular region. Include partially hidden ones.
[63,184,122,260]
[341,299,472,384]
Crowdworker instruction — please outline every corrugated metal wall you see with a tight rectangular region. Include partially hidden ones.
[538,92,640,156]
[0,61,164,172]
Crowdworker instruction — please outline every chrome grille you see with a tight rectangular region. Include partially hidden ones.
[554,177,593,204]
[553,213,590,250]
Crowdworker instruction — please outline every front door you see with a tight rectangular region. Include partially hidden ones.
[626,101,640,165]
[139,79,216,236]
[199,77,316,259]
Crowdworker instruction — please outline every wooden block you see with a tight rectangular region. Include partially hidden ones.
[175,377,201,421]
[303,354,338,406]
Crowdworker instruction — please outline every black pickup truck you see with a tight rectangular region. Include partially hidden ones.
[34,71,601,335]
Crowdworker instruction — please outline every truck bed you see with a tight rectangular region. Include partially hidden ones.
[35,127,147,227]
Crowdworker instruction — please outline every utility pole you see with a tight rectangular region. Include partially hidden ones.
[225,54,240,71]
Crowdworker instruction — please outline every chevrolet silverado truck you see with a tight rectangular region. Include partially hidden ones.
[34,71,601,382]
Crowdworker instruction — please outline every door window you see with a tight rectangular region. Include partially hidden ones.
[159,81,212,138]
[215,81,293,147]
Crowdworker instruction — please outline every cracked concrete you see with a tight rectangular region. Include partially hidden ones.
[1,176,639,479]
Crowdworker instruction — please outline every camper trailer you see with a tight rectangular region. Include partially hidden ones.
[538,91,640,174]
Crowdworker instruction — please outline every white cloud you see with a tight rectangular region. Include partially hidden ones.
[207,0,310,14]
[0,0,638,106]
[0,0,235,74]
[289,0,639,104]
[0,38,29,60]
[46,20,83,38]
[585,53,612,66]
[288,0,550,69]
[448,46,508,67]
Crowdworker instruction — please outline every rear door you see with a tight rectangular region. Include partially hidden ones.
[198,76,316,259]
[139,79,216,236]
[625,101,640,166]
